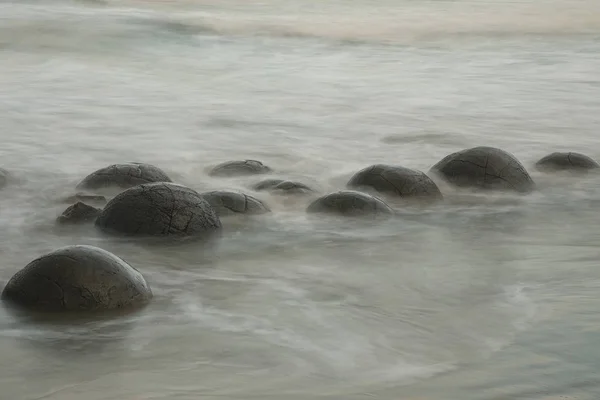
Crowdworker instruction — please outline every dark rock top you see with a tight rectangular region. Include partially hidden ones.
[95,182,221,237]
[201,191,271,216]
[209,160,272,177]
[57,202,102,224]
[77,162,172,190]
[252,179,313,194]
[535,152,600,172]
[430,146,535,193]
[1,245,152,312]
[306,190,394,217]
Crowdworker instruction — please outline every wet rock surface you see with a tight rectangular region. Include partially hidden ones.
[306,190,394,217]
[253,179,313,194]
[57,202,102,224]
[347,164,442,201]
[535,152,600,172]
[1,245,153,312]
[77,162,172,190]
[209,160,272,177]
[95,182,221,237]
[430,146,535,193]
[201,190,271,216]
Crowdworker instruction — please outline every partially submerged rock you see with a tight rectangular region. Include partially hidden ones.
[62,193,107,204]
[1,245,152,312]
[95,182,221,238]
[535,152,600,173]
[347,164,442,201]
[209,160,272,177]
[77,162,172,190]
[253,179,313,194]
[306,190,394,217]
[201,190,270,216]
[430,146,535,193]
[57,202,102,224]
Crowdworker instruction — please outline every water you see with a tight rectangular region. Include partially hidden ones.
[1,0,600,398]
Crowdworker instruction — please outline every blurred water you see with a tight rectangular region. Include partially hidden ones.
[1,0,600,399]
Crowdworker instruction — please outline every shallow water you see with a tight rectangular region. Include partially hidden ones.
[1,0,600,399]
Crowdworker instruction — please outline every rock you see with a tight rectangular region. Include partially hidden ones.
[430,146,535,193]
[77,162,172,190]
[62,193,107,204]
[1,245,152,312]
[95,182,221,237]
[535,152,600,172]
[347,164,442,201]
[57,202,102,224]
[0,168,9,189]
[209,160,272,177]
[306,190,394,217]
[253,179,313,194]
[201,190,270,216]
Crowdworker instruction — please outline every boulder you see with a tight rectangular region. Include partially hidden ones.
[1,245,152,312]
[306,190,394,217]
[535,152,600,172]
[430,146,535,193]
[77,162,172,190]
[95,183,221,237]
[62,193,107,204]
[253,179,313,194]
[201,190,270,216]
[347,164,442,201]
[57,202,102,224]
[0,168,9,189]
[209,160,272,177]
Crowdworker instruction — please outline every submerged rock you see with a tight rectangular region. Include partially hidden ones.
[252,179,313,194]
[535,152,600,172]
[306,190,394,217]
[57,202,102,224]
[1,245,152,312]
[77,162,172,190]
[95,182,221,238]
[201,190,270,216]
[62,193,107,204]
[430,146,535,193]
[209,160,272,177]
[347,164,442,201]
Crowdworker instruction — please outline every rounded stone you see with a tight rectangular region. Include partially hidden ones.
[77,162,172,190]
[347,164,442,201]
[253,179,313,194]
[201,190,270,216]
[95,183,222,237]
[209,160,272,177]
[306,190,394,217]
[57,202,102,224]
[535,152,600,172]
[1,245,152,312]
[430,146,535,193]
[0,168,9,189]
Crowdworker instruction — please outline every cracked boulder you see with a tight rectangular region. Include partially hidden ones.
[430,146,535,193]
[347,164,442,201]
[201,190,270,216]
[209,160,272,177]
[57,202,102,224]
[95,183,222,237]
[535,152,600,173]
[306,190,394,217]
[77,162,172,190]
[252,179,313,194]
[1,245,153,312]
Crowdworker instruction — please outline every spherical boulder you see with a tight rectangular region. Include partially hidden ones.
[430,146,535,193]
[201,190,270,216]
[77,162,172,190]
[252,179,313,194]
[1,245,152,312]
[57,202,102,224]
[347,164,442,201]
[62,193,107,205]
[306,190,394,217]
[95,183,221,237]
[209,160,272,177]
[535,152,600,173]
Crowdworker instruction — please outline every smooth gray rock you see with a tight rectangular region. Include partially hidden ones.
[95,183,221,237]
[201,190,270,216]
[209,160,272,177]
[430,146,535,193]
[253,179,313,194]
[77,162,172,190]
[347,164,442,201]
[57,202,102,224]
[306,190,394,217]
[1,245,152,312]
[535,152,600,172]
